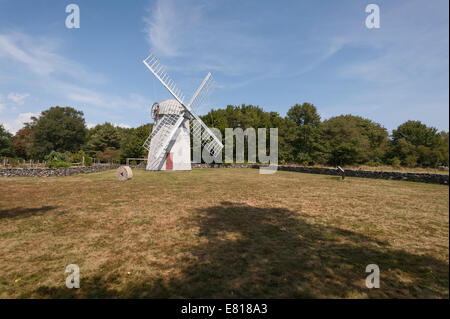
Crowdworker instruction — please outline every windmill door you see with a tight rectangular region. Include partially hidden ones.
[166,153,173,170]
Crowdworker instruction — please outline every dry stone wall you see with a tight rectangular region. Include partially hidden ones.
[0,164,120,178]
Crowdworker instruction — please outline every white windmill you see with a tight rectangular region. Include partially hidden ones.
[142,53,223,171]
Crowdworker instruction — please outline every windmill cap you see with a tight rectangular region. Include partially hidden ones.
[155,99,184,115]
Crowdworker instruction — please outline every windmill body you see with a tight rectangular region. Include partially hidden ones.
[146,99,191,171]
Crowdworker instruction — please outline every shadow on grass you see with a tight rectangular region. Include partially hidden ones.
[0,206,58,219]
[34,202,449,298]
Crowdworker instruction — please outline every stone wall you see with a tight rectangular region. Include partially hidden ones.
[192,163,449,185]
[0,164,120,178]
[1,163,448,185]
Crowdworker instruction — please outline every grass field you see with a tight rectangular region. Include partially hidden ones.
[0,168,448,298]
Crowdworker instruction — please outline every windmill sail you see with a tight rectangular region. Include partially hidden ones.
[143,53,223,161]
[188,72,216,113]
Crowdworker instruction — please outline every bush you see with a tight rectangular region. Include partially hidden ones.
[45,151,71,168]
[72,150,93,166]
[367,160,382,167]
[404,154,418,168]
[389,157,402,168]
[46,160,71,168]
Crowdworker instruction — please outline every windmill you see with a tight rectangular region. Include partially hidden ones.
[142,53,223,171]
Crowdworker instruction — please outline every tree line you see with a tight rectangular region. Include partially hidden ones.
[0,104,448,168]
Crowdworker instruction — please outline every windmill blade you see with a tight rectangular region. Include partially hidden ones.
[143,53,186,105]
[188,72,216,113]
[142,112,181,151]
[145,114,185,169]
[186,72,222,155]
[191,119,223,156]
[143,53,223,156]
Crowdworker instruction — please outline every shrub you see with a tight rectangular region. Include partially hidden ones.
[72,150,93,166]
[404,154,418,168]
[46,160,71,168]
[45,151,71,168]
[367,160,382,167]
[389,157,402,168]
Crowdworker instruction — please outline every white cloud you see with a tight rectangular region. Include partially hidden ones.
[0,32,105,83]
[7,92,30,105]
[143,0,274,77]
[85,122,131,130]
[0,31,152,126]
[1,112,38,134]
[144,0,185,57]
[65,85,151,111]
[0,94,4,113]
[115,123,131,129]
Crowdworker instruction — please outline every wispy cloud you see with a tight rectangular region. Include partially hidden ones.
[143,0,346,91]
[0,30,150,130]
[143,1,267,74]
[7,92,29,105]
[144,0,189,57]
[0,32,105,83]
[1,112,38,134]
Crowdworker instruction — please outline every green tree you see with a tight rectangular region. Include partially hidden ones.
[437,131,449,166]
[96,147,121,162]
[13,124,33,159]
[31,106,87,159]
[86,122,121,153]
[286,103,323,165]
[321,115,388,166]
[389,121,447,167]
[120,124,152,162]
[287,103,321,127]
[0,124,14,157]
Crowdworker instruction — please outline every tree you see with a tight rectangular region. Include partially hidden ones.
[321,115,388,166]
[286,103,323,165]
[392,121,440,148]
[96,147,121,162]
[287,103,321,127]
[0,124,14,157]
[119,124,152,162]
[389,121,447,167]
[86,122,121,153]
[31,106,87,159]
[437,131,449,166]
[13,124,33,159]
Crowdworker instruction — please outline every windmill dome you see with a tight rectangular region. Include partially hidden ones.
[156,99,184,116]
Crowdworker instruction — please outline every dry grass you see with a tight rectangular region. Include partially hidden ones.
[0,168,448,298]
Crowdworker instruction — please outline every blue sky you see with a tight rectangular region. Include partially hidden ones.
[0,0,448,133]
